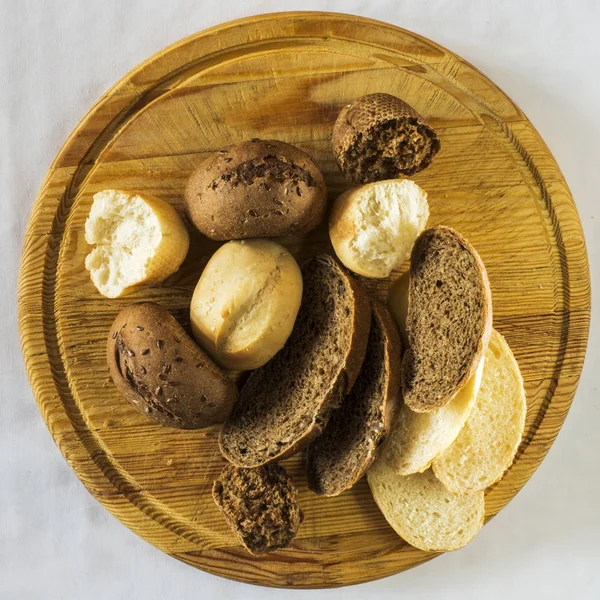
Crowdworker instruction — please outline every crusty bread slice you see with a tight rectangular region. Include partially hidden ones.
[306,300,402,496]
[367,462,484,552]
[213,463,303,555]
[401,226,492,412]
[219,255,371,468]
[384,357,484,475]
[433,329,526,493]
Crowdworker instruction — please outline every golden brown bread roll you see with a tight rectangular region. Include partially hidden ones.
[190,239,302,371]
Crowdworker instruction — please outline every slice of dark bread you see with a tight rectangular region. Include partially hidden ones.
[212,463,303,555]
[219,254,371,468]
[306,300,402,496]
[402,226,492,412]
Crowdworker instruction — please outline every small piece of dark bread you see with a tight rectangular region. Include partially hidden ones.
[219,254,371,468]
[332,93,440,184]
[212,463,303,555]
[306,300,402,496]
[107,302,237,429]
[402,226,492,412]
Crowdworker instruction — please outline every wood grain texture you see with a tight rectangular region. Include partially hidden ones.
[18,12,591,588]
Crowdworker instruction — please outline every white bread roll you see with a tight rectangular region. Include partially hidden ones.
[329,179,429,278]
[85,190,189,298]
[367,463,484,552]
[190,240,302,371]
[433,329,526,493]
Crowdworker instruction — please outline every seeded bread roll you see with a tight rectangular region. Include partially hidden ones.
[184,139,327,240]
[213,463,303,555]
[219,255,371,468]
[306,300,402,496]
[402,226,492,412]
[332,93,440,184]
[107,303,237,429]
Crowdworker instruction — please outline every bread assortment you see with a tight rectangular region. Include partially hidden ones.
[184,139,327,240]
[219,255,371,468]
[107,303,237,429]
[85,190,189,298]
[329,179,429,278]
[190,239,302,370]
[86,91,527,558]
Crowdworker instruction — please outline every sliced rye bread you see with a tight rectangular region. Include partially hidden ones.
[212,463,303,555]
[306,300,402,496]
[401,226,492,412]
[219,254,371,468]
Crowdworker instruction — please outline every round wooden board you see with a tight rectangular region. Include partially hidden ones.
[18,11,591,589]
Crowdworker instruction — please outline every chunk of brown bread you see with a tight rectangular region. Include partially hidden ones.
[332,93,440,184]
[212,463,303,555]
[402,227,492,412]
[219,254,371,467]
[306,300,402,496]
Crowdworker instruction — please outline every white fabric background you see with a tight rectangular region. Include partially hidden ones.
[1,1,598,598]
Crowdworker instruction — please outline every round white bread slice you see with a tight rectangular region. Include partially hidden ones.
[367,462,484,552]
[85,190,189,298]
[329,179,429,279]
[384,357,485,475]
[433,329,526,493]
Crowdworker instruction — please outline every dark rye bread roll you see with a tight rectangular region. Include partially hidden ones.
[213,463,303,555]
[184,139,327,240]
[332,93,440,184]
[306,300,402,496]
[402,227,492,412]
[219,254,371,468]
[107,303,237,428]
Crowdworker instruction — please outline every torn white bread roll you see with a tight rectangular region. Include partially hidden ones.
[190,239,302,371]
[329,179,429,279]
[85,190,189,298]
[433,329,526,493]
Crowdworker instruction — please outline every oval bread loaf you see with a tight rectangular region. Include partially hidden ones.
[184,139,327,240]
[85,189,189,298]
[190,239,303,371]
[107,303,237,429]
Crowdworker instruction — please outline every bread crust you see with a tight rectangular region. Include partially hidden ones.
[401,226,492,412]
[306,299,403,496]
[219,255,371,468]
[184,139,327,240]
[107,302,237,429]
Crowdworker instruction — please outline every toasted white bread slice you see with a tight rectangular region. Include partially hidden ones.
[433,329,526,493]
[329,179,429,279]
[85,190,189,298]
[367,462,484,552]
[384,357,484,475]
